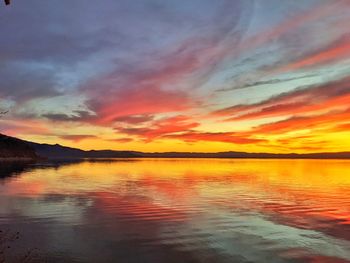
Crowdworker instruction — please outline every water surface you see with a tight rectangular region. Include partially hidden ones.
[0,159,350,262]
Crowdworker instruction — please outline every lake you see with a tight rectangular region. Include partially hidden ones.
[0,159,350,263]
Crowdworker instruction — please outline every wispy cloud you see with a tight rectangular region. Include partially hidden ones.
[277,36,350,73]
[217,74,317,92]
[115,115,199,142]
[251,107,350,135]
[213,76,350,122]
[42,111,95,122]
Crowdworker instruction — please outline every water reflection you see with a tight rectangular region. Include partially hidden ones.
[0,159,350,262]
[0,161,35,179]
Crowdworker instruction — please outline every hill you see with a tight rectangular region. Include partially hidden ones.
[26,141,140,159]
[0,134,38,159]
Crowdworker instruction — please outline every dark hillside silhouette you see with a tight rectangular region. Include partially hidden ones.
[0,134,38,159]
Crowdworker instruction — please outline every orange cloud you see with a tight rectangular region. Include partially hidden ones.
[332,122,350,132]
[252,107,350,135]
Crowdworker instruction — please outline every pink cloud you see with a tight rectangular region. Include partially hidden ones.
[115,115,200,142]
[0,119,50,137]
[93,86,195,125]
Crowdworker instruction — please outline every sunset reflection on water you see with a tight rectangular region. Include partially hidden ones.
[0,159,350,263]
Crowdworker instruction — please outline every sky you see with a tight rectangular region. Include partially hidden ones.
[0,0,350,153]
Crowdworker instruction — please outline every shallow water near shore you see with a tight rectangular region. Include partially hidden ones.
[0,159,350,263]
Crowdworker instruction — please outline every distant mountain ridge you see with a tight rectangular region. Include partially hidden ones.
[26,136,350,159]
[26,141,140,159]
[1,133,350,159]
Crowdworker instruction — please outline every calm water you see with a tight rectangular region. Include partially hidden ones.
[0,159,350,263]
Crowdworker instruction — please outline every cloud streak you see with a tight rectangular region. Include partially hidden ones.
[217,74,318,92]
[277,36,350,73]
[214,76,350,122]
[115,115,200,142]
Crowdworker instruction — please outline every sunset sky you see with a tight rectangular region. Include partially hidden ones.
[0,0,350,153]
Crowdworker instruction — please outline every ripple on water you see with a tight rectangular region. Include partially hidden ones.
[0,159,350,263]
